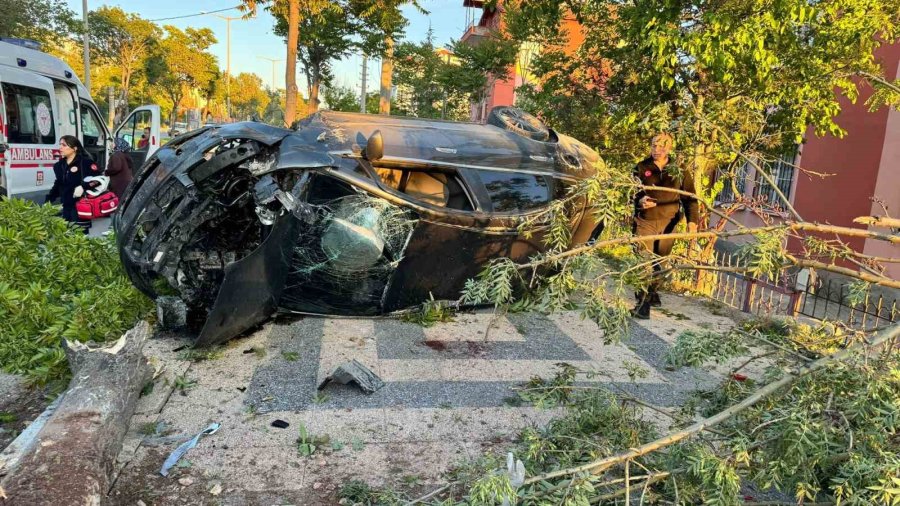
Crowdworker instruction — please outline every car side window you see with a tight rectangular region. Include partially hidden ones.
[375,168,473,211]
[133,110,152,151]
[80,104,105,146]
[477,170,552,212]
[2,83,56,145]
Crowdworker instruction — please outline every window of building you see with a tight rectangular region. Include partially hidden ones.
[2,83,56,145]
[716,164,748,204]
[754,150,797,208]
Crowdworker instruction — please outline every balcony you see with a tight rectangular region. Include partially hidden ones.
[461,24,492,46]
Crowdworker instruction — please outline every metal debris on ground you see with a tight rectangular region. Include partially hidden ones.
[317,359,384,394]
[159,422,220,477]
[156,296,188,330]
[270,419,290,429]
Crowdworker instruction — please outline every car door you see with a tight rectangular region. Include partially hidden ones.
[79,101,108,170]
[377,167,557,311]
[0,67,58,201]
[113,105,161,170]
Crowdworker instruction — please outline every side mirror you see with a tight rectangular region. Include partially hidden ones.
[364,130,383,162]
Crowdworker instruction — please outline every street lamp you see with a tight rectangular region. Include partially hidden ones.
[211,13,246,120]
[257,56,284,91]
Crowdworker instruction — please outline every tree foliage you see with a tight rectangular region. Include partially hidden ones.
[391,30,471,120]
[89,6,161,123]
[0,0,78,49]
[217,72,272,121]
[504,0,900,176]
[322,85,361,112]
[0,200,151,387]
[149,25,219,127]
[272,1,355,115]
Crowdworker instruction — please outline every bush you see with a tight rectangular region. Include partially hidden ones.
[0,199,152,386]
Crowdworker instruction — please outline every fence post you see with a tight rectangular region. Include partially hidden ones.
[789,289,802,317]
[742,278,757,313]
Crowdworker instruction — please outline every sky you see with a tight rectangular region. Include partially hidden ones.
[64,0,477,96]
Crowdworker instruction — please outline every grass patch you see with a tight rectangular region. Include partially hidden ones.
[0,199,152,386]
[178,347,224,362]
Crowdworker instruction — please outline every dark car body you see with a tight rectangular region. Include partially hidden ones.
[115,111,602,346]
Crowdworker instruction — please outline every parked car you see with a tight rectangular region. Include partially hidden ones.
[115,107,603,346]
[168,122,188,137]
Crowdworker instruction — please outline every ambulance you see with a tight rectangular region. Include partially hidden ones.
[0,38,161,201]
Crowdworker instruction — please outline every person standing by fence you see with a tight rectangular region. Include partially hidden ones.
[631,133,701,319]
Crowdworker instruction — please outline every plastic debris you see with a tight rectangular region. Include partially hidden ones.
[271,419,290,429]
[317,359,384,394]
[501,452,526,506]
[159,423,220,476]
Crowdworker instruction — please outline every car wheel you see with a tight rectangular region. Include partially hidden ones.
[487,106,550,142]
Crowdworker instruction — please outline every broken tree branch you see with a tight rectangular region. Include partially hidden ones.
[520,323,900,486]
[853,215,900,230]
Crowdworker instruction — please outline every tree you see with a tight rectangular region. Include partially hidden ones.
[349,0,424,115]
[391,32,471,120]
[0,0,78,49]
[150,26,218,128]
[273,2,354,117]
[443,33,520,117]
[322,85,359,111]
[88,7,160,123]
[503,0,900,187]
[240,0,337,126]
[226,73,271,120]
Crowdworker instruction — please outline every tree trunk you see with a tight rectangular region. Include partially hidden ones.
[284,0,300,127]
[0,323,153,505]
[307,78,320,116]
[379,36,394,115]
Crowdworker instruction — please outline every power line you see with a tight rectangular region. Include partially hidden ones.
[149,5,241,22]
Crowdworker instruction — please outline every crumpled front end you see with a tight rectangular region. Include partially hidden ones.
[115,122,313,345]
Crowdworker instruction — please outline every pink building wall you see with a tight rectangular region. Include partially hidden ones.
[721,40,899,279]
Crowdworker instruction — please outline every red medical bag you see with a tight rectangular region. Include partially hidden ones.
[76,191,119,220]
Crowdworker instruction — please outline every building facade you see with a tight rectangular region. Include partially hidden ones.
[716,41,899,280]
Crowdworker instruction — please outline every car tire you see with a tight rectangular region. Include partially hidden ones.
[487,106,550,142]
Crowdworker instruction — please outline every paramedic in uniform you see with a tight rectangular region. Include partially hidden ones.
[46,135,101,233]
[631,133,700,319]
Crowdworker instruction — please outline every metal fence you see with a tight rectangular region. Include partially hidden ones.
[691,251,898,330]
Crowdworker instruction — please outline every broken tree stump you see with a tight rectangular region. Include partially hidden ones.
[0,322,153,505]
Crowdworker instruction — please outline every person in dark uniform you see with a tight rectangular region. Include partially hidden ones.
[46,135,102,233]
[631,133,700,319]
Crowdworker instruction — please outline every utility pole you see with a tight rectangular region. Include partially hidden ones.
[257,56,284,91]
[360,54,368,113]
[379,37,394,115]
[82,0,91,90]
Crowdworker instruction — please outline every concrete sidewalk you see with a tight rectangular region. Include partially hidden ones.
[107,294,761,505]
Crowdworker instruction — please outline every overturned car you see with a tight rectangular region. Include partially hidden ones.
[115,108,603,346]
